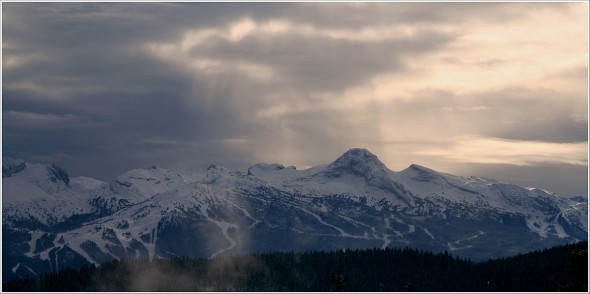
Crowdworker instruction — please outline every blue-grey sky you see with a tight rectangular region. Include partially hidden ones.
[2,2,588,197]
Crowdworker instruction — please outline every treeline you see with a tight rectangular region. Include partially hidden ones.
[3,241,587,292]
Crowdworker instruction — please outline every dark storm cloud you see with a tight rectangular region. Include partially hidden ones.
[192,30,454,93]
[265,2,559,29]
[2,2,265,179]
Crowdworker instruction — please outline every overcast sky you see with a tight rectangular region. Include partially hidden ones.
[2,2,588,197]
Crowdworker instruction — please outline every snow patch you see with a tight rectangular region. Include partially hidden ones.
[381,234,391,249]
[422,228,435,240]
[209,220,238,258]
[12,263,21,273]
[299,207,346,236]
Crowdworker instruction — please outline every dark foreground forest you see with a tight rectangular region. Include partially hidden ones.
[3,241,587,292]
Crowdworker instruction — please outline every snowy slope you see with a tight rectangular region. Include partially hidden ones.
[396,163,588,237]
[2,159,103,226]
[109,166,204,197]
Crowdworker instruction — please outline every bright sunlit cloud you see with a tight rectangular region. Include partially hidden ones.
[415,136,588,166]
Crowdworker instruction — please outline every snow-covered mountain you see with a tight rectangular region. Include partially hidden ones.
[2,149,587,281]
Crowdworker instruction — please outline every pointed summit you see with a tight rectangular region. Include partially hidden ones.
[403,163,440,175]
[325,148,389,178]
[399,163,443,183]
[322,148,414,206]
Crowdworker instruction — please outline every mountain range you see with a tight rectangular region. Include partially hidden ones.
[2,148,587,281]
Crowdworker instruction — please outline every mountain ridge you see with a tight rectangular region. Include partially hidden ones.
[2,148,588,281]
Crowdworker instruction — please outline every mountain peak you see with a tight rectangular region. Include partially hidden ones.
[341,148,375,158]
[325,148,388,178]
[47,164,70,186]
[247,163,285,176]
[399,164,443,183]
[2,157,27,178]
[207,164,229,173]
[406,163,438,173]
